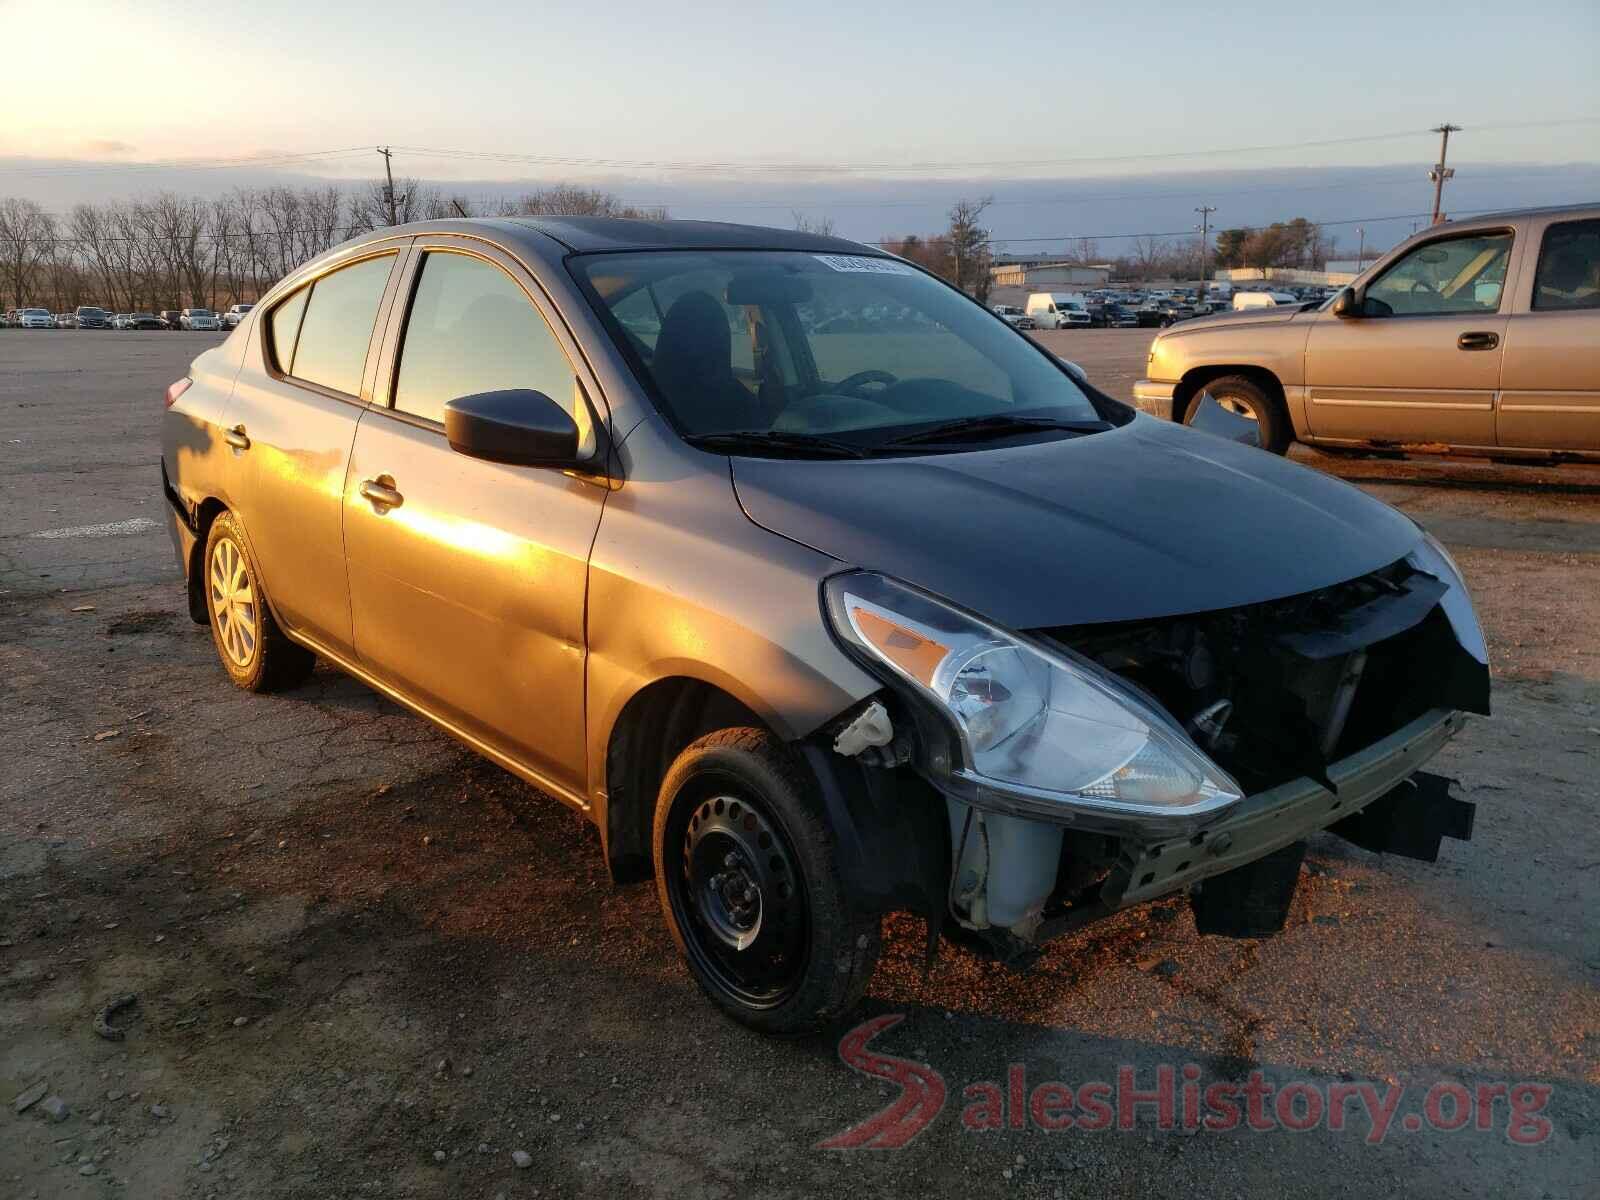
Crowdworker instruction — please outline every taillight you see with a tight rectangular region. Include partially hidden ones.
[164,378,192,409]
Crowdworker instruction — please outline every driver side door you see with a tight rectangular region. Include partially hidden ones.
[1302,228,1519,447]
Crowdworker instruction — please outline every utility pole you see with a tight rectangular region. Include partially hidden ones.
[377,146,405,226]
[1194,205,1216,303]
[1356,226,1366,269]
[1428,124,1460,226]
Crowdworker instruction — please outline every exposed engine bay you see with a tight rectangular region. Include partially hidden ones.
[930,558,1490,959]
[1040,558,1490,796]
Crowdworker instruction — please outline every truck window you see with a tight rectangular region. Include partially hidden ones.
[1532,220,1600,311]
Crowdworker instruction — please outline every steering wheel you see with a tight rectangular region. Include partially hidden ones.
[834,369,898,397]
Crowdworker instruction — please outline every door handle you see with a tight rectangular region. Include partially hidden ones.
[223,425,250,450]
[360,477,404,510]
[1457,331,1499,351]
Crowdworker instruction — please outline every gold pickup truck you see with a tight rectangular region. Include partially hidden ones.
[1135,204,1599,459]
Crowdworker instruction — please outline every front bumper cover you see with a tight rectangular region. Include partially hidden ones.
[1133,378,1178,420]
[1032,705,1464,940]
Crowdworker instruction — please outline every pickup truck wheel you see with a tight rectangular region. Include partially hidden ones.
[1184,375,1291,454]
[202,511,316,693]
[653,728,880,1037]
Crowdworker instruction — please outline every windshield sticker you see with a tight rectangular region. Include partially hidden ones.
[813,254,917,276]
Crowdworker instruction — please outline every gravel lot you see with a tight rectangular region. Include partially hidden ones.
[2,329,1597,1199]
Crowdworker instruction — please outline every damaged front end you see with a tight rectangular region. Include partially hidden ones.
[822,534,1488,960]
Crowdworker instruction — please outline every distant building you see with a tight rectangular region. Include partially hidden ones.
[1215,266,1358,287]
[989,261,1112,289]
[1323,259,1381,277]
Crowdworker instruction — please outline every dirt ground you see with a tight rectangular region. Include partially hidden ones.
[2,330,1597,1199]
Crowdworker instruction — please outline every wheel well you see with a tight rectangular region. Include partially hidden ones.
[186,498,228,624]
[601,678,768,884]
[1175,365,1287,422]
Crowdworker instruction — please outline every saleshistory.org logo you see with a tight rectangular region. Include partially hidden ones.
[818,1015,1555,1149]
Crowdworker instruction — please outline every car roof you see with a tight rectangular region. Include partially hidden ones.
[1449,202,1598,224]
[327,216,881,267]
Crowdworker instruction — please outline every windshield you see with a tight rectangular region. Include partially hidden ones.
[573,250,1109,450]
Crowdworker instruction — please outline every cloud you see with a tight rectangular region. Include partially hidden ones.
[81,138,136,155]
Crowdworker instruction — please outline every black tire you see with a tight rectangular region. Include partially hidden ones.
[201,511,315,693]
[653,728,880,1037]
[1184,374,1291,455]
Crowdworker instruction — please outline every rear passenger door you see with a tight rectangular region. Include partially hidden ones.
[223,246,406,655]
[1497,216,1600,451]
[342,238,609,798]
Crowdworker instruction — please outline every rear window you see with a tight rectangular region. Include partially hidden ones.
[270,254,394,396]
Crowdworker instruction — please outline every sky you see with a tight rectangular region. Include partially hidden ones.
[3,0,1597,250]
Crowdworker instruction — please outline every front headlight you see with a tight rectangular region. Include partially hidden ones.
[823,572,1243,830]
[1406,531,1487,665]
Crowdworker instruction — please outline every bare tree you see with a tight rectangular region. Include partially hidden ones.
[1132,235,1168,282]
[947,196,993,300]
[0,198,57,308]
[792,210,836,237]
[505,184,665,220]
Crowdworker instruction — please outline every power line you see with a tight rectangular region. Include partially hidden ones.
[0,146,376,179]
[1,115,1592,185]
[387,116,1599,176]
[10,205,1524,253]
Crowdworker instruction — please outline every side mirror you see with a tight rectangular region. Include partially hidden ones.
[444,389,585,468]
[1330,288,1360,318]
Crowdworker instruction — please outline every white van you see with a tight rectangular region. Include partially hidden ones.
[1231,291,1301,311]
[1024,292,1092,329]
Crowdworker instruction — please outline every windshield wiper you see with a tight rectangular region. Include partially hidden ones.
[684,430,869,459]
[880,414,1113,447]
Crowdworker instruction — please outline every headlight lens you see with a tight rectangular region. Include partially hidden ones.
[1406,531,1487,665]
[824,572,1243,825]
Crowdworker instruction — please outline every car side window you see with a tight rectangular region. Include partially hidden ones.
[1364,232,1512,317]
[1532,220,1600,312]
[278,253,395,397]
[267,287,309,374]
[392,251,582,430]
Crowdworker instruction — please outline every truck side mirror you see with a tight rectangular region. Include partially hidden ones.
[1331,288,1360,318]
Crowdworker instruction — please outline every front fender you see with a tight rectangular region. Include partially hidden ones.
[583,422,880,806]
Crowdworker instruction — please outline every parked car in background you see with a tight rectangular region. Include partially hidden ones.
[1089,301,1139,328]
[221,303,255,329]
[17,307,54,329]
[1136,204,1600,459]
[1232,291,1302,311]
[160,309,184,330]
[53,313,77,329]
[1025,292,1092,329]
[180,308,220,331]
[112,313,135,329]
[991,304,1034,330]
[75,306,111,329]
[1134,301,1170,328]
[161,216,1488,1035]
[130,312,166,330]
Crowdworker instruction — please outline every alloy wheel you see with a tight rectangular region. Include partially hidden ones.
[209,537,257,668]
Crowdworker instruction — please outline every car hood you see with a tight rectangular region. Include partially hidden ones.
[730,415,1422,629]
[1176,306,1312,330]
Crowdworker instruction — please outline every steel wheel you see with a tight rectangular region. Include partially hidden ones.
[1212,394,1259,422]
[670,785,810,1009]
[208,536,257,668]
